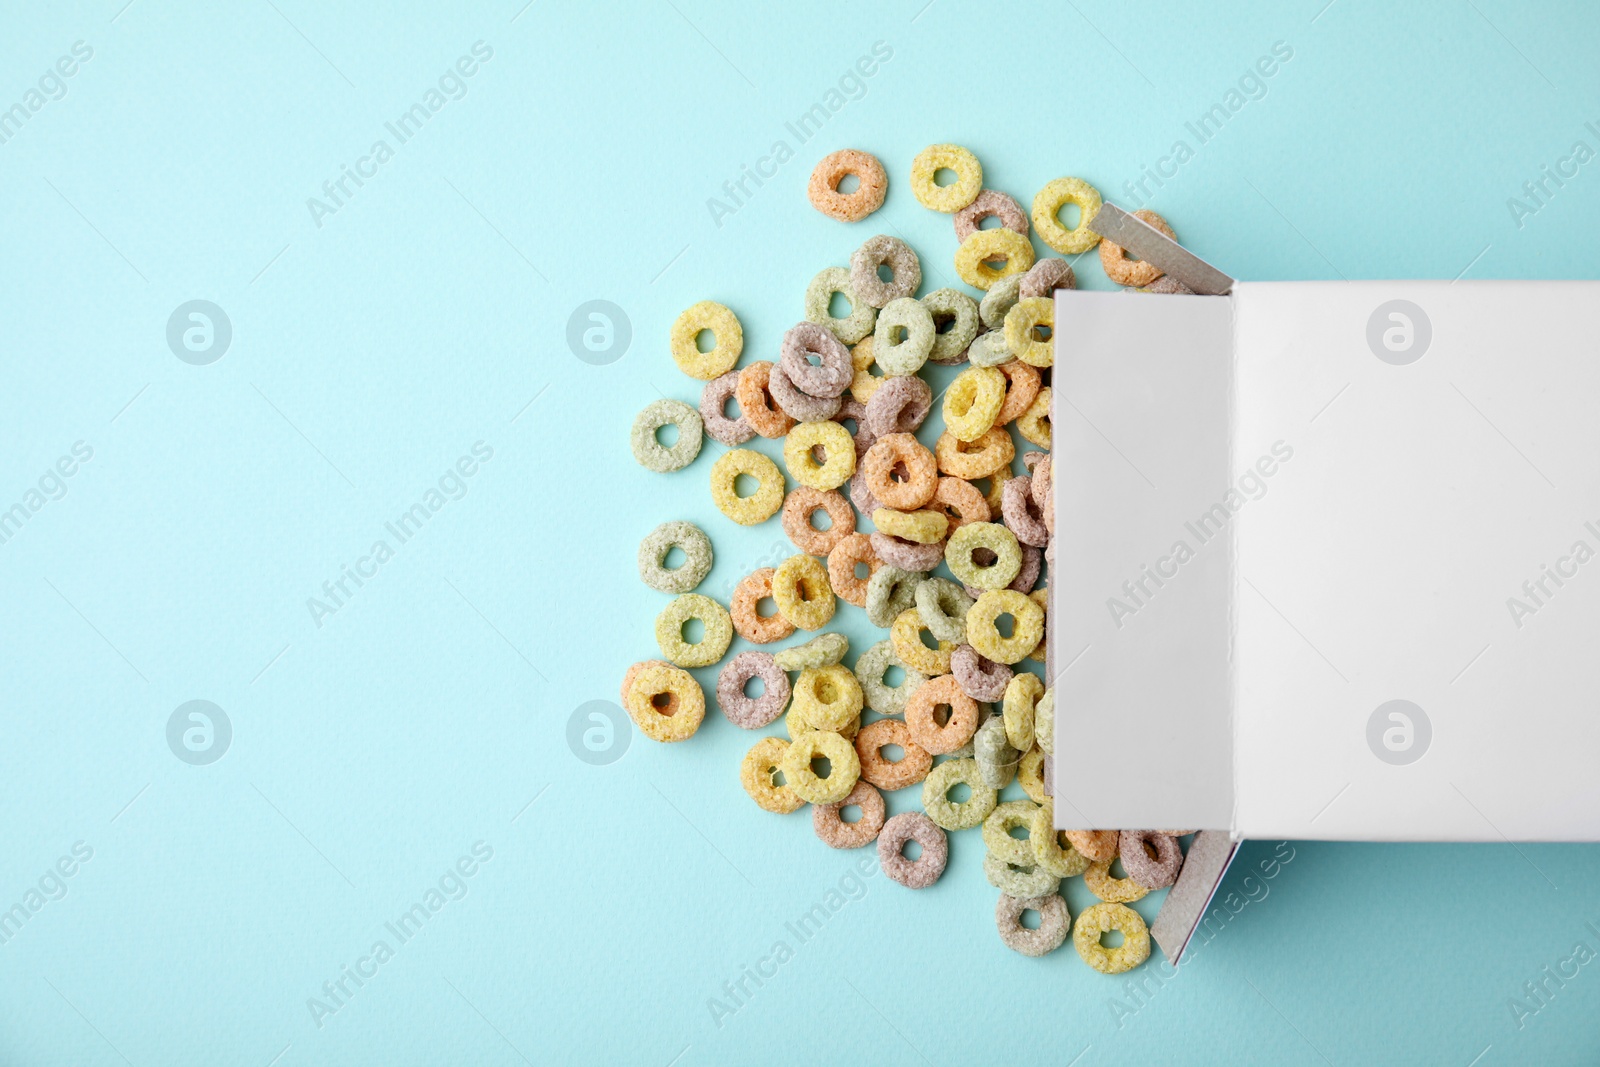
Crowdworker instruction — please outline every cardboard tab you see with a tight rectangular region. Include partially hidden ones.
[1088,203,1235,295]
[1149,832,1239,964]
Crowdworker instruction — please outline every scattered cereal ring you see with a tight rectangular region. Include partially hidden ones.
[813,780,886,849]
[909,143,983,212]
[783,420,856,492]
[1100,209,1174,287]
[935,427,1013,479]
[848,337,885,404]
[942,366,1006,442]
[954,189,1028,241]
[1019,257,1076,299]
[891,608,955,676]
[1086,857,1149,903]
[952,644,1012,703]
[1065,829,1118,864]
[871,532,944,571]
[624,662,706,743]
[710,448,785,525]
[850,235,921,308]
[877,811,949,888]
[808,149,888,222]
[621,659,668,707]
[983,853,1060,898]
[637,520,713,595]
[921,288,980,365]
[772,553,836,631]
[717,651,790,728]
[730,567,796,644]
[994,361,1041,425]
[1035,687,1056,757]
[1032,177,1103,255]
[1075,903,1151,975]
[966,330,1011,368]
[954,228,1034,290]
[780,729,861,804]
[741,736,805,814]
[873,297,936,376]
[1017,386,1051,448]
[1002,476,1050,548]
[967,589,1044,665]
[670,301,744,380]
[700,370,754,446]
[855,718,932,791]
[770,362,841,422]
[966,542,1042,599]
[1142,274,1193,295]
[654,592,734,668]
[1002,672,1043,751]
[929,476,990,532]
[982,799,1039,866]
[735,362,797,438]
[974,713,1020,788]
[631,399,704,472]
[782,321,856,397]
[862,432,938,510]
[914,577,972,645]
[1031,801,1091,877]
[979,274,1022,330]
[1119,831,1184,889]
[873,507,948,545]
[905,675,979,755]
[791,664,864,732]
[1003,296,1054,368]
[946,522,1022,590]
[995,892,1070,957]
[864,374,932,436]
[827,532,880,608]
[849,467,881,516]
[786,702,860,740]
[774,632,849,672]
[1017,749,1050,806]
[804,268,877,345]
[781,487,855,556]
[853,637,928,716]
[921,757,997,831]
[864,566,925,630]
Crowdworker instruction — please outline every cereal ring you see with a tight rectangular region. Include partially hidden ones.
[1030,587,1048,663]
[982,799,1041,865]
[905,675,979,755]
[1065,829,1118,864]
[872,297,936,377]
[1019,257,1076,299]
[974,713,1020,788]
[862,432,938,510]
[921,288,980,365]
[637,520,713,594]
[791,664,864,732]
[1017,748,1049,806]
[771,553,836,631]
[1086,859,1150,904]
[978,274,1022,330]
[873,507,948,545]
[848,467,881,516]
[909,143,982,212]
[983,853,1060,898]
[621,659,668,707]
[864,377,933,437]
[782,321,856,397]
[710,448,785,525]
[730,568,796,644]
[741,737,806,813]
[781,487,855,556]
[954,189,1028,241]
[835,397,877,466]
[864,566,925,630]
[827,532,880,608]
[1017,386,1051,448]
[1031,801,1091,877]
[808,148,888,222]
[920,757,997,831]
[779,729,861,805]
[850,235,921,309]
[624,662,706,743]
[1032,177,1103,255]
[654,593,734,668]
[954,228,1034,290]
[717,651,790,728]
[929,476,990,533]
[942,366,1006,442]
[995,892,1070,957]
[1143,274,1193,295]
[786,703,860,740]
[782,421,855,492]
[1002,672,1043,751]
[1075,903,1151,975]
[813,780,886,849]
[1100,209,1175,287]
[871,532,945,571]
[700,370,754,446]
[877,811,948,888]
[735,362,797,439]
[966,589,1044,666]
[935,428,1013,480]
[1003,297,1054,369]
[966,330,1012,368]
[670,301,744,380]
[946,522,1022,590]
[803,268,877,346]
[774,632,849,672]
[994,361,1041,425]
[952,644,1012,703]
[914,577,972,644]
[769,363,841,422]
[966,543,1042,599]
[1119,831,1184,889]
[890,609,955,676]
[847,337,884,406]
[1002,477,1050,548]
[1035,687,1056,757]
[854,718,932,790]
[631,399,704,472]
[854,637,928,715]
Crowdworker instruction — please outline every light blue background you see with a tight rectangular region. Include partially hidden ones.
[4,0,1599,1063]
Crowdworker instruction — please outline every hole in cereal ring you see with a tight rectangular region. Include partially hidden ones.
[1021,909,1042,930]
[944,781,971,804]
[827,291,853,319]
[771,768,787,787]
[680,618,705,644]
[876,263,895,282]
[995,613,1016,639]
[809,508,833,531]
[854,562,870,580]
[811,444,828,464]
[756,595,779,618]
[810,755,834,779]
[1055,201,1082,230]
[654,423,680,448]
[880,743,905,762]
[663,546,686,570]
[981,254,1010,272]
[933,167,958,187]
[901,838,924,860]
[1100,928,1126,949]
[978,214,1002,230]
[1008,824,1030,842]
[932,703,952,727]
[837,172,860,194]
[884,665,905,687]
[743,676,766,699]
[891,325,909,344]
[651,692,672,710]
[694,328,716,353]
[840,804,862,824]
[972,547,998,567]
[815,676,839,703]
[720,394,743,420]
[889,461,909,483]
[1110,856,1129,879]
[919,629,940,651]
[733,472,759,498]
[933,313,954,335]
[1031,324,1052,342]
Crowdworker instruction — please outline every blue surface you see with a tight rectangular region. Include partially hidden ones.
[3,1,1600,1063]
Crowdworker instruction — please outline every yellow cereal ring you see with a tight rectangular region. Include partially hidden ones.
[1032,177,1103,255]
[942,366,1007,442]
[967,589,1044,665]
[890,608,955,676]
[654,593,733,668]
[779,729,861,804]
[741,737,805,813]
[1075,903,1151,975]
[1017,747,1048,805]
[935,427,1014,480]
[1035,686,1055,756]
[623,662,706,743]
[772,553,836,631]
[982,799,1041,866]
[909,143,983,212]
[1030,799,1090,878]
[871,507,949,545]
[849,337,884,404]
[1086,858,1150,904]
[782,420,856,491]
[710,449,785,526]
[671,300,744,380]
[1003,297,1054,368]
[954,228,1035,290]
[1028,587,1048,663]
[790,664,864,732]
[1003,672,1044,751]
[1018,386,1051,448]
[785,705,860,740]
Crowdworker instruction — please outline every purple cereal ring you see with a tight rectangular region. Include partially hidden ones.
[1119,830,1184,889]
[864,375,933,436]
[1002,476,1049,548]
[700,370,754,447]
[849,468,882,516]
[1019,258,1076,299]
[871,531,945,571]
[1142,275,1193,295]
[716,651,791,729]
[877,811,949,889]
[850,234,921,309]
[779,322,853,399]
[813,780,887,849]
[951,644,1013,702]
[769,362,841,422]
[833,396,880,462]
[954,190,1029,242]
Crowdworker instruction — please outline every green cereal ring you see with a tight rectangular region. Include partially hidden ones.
[914,577,972,645]
[954,228,1034,290]
[910,143,983,213]
[774,633,849,672]
[779,729,861,805]
[974,714,1020,789]
[710,449,785,526]
[872,297,936,377]
[945,522,1022,590]
[967,589,1044,666]
[741,737,805,814]
[865,565,924,629]
[791,664,864,732]
[921,757,998,831]
[854,639,928,717]
[1031,801,1091,878]
[637,520,713,594]
[1032,177,1103,255]
[783,420,856,492]
[671,300,744,380]
[631,399,703,472]
[996,892,1071,958]
[983,853,1061,898]
[1018,747,1048,804]
[920,288,979,365]
[979,274,1022,330]
[1003,297,1054,369]
[1074,903,1151,975]
[1035,686,1055,756]
[654,593,733,668]
[982,799,1040,866]
[966,330,1012,368]
[1003,672,1043,752]
[805,266,878,345]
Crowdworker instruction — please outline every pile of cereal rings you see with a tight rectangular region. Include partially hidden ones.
[624,143,1195,973]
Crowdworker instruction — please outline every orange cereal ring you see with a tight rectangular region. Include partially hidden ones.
[1099,209,1175,287]
[854,718,932,791]
[862,432,938,510]
[827,532,880,608]
[935,428,1014,480]
[781,487,855,556]
[623,662,705,743]
[812,780,886,849]
[994,361,1041,425]
[736,362,797,439]
[808,149,888,223]
[731,568,796,644]
[929,476,990,532]
[904,674,980,755]
[1065,830,1119,863]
